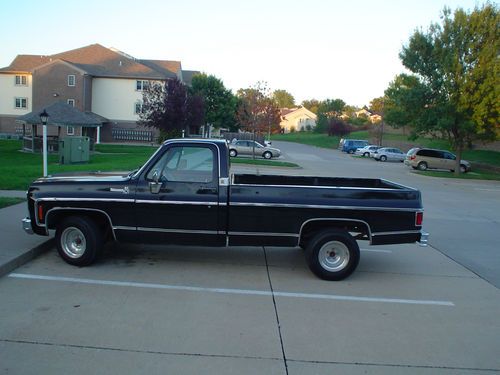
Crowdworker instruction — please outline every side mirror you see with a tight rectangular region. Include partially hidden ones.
[149,169,162,194]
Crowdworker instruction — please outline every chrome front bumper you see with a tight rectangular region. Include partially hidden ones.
[22,217,33,235]
[419,230,429,247]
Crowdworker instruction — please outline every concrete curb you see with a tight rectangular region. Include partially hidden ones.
[0,238,55,278]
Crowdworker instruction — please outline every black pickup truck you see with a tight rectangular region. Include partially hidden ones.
[23,139,428,280]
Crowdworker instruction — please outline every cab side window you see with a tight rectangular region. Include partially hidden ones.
[147,146,215,183]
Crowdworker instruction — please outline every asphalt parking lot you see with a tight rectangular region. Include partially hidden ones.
[1,141,499,374]
[1,239,499,374]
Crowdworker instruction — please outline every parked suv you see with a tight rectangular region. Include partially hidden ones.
[342,139,369,154]
[405,148,471,173]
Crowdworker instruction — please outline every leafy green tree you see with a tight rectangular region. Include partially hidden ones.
[386,3,500,174]
[236,83,281,137]
[301,99,320,114]
[272,89,295,108]
[315,98,346,133]
[190,73,239,132]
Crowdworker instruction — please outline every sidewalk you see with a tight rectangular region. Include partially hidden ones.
[0,192,54,277]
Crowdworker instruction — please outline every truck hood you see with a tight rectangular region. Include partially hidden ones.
[34,171,133,183]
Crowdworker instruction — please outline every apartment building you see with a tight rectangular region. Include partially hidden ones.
[0,44,199,142]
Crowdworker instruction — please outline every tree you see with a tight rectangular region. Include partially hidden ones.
[139,78,205,140]
[236,83,282,156]
[328,119,352,137]
[272,89,295,108]
[190,73,239,132]
[301,99,321,114]
[315,98,346,133]
[386,4,500,174]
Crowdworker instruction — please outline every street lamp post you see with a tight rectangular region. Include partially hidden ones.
[40,109,49,177]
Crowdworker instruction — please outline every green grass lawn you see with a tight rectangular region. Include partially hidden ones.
[230,157,299,168]
[414,168,500,181]
[0,140,298,190]
[0,197,25,209]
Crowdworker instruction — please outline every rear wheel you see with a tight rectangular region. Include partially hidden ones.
[460,164,467,173]
[263,151,272,159]
[348,149,354,154]
[418,161,428,171]
[229,149,237,157]
[305,230,360,281]
[56,216,103,266]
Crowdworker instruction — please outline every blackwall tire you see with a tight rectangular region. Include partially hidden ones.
[229,149,237,157]
[56,216,103,266]
[305,230,360,281]
[380,155,387,162]
[418,162,428,171]
[263,151,272,159]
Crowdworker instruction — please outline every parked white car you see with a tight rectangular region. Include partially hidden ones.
[373,147,405,162]
[354,145,381,158]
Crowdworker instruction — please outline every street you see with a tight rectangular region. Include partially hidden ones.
[1,141,499,374]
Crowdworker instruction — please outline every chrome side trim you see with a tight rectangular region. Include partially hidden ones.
[37,197,134,203]
[230,202,421,212]
[43,207,117,240]
[299,218,373,245]
[232,183,402,191]
[135,200,218,206]
[372,230,421,236]
[228,231,299,238]
[113,226,136,231]
[137,227,221,235]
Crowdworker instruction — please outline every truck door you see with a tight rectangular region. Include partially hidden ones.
[134,143,224,246]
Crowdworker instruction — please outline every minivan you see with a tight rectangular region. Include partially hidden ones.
[342,139,369,154]
[405,148,471,173]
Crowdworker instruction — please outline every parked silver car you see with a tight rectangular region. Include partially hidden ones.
[354,145,381,157]
[229,140,281,159]
[373,147,405,162]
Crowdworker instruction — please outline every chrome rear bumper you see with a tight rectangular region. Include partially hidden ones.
[22,217,33,235]
[419,230,429,247]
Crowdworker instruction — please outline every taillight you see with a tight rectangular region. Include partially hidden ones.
[410,155,416,160]
[415,212,423,226]
[38,204,44,222]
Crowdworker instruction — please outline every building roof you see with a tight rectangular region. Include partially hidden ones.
[16,101,108,127]
[0,55,52,73]
[1,44,191,80]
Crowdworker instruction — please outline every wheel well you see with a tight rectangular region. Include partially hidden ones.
[46,209,114,240]
[299,219,371,248]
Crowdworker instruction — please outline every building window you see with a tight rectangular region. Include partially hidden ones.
[135,102,144,114]
[15,75,28,86]
[67,126,75,136]
[15,97,28,109]
[68,75,76,87]
[136,80,149,91]
[67,99,75,107]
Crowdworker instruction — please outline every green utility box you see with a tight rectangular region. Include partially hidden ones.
[59,136,90,164]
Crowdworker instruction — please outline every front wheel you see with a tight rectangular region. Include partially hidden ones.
[305,230,360,281]
[263,151,272,159]
[380,155,387,162]
[56,216,103,266]
[363,152,369,157]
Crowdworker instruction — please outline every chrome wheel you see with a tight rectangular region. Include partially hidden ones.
[61,226,87,259]
[318,241,350,272]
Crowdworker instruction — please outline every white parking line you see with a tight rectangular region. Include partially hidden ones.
[8,273,454,307]
[361,248,393,253]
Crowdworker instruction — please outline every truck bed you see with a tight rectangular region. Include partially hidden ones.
[232,174,410,190]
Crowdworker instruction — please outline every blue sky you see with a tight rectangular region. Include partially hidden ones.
[0,0,482,106]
